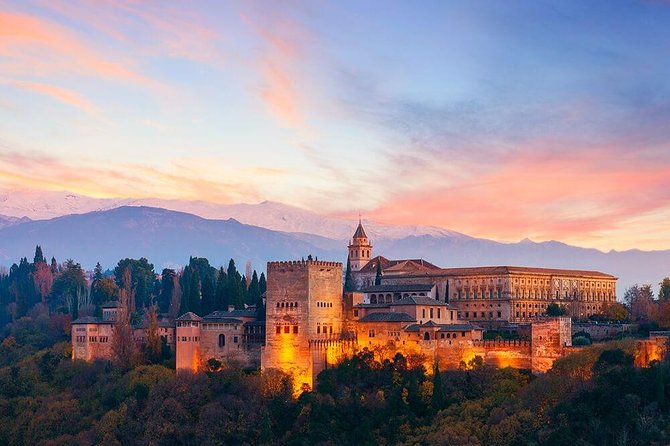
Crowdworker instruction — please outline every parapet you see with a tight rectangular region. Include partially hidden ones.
[267,260,343,270]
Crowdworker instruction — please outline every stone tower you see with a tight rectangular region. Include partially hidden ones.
[348,219,372,272]
[175,312,202,373]
[261,259,343,392]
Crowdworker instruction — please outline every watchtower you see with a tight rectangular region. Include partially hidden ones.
[261,259,343,392]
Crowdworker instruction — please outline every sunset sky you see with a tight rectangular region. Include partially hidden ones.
[1,1,669,251]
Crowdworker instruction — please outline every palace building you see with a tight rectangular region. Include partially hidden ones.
[73,222,668,394]
[348,222,618,324]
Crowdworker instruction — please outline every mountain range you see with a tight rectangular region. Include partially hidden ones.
[0,188,668,294]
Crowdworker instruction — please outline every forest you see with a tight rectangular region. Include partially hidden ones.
[1,247,670,445]
[0,322,669,446]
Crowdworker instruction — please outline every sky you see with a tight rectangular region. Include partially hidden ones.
[1,0,669,251]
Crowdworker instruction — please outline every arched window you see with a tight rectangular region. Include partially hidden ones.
[424,332,430,341]
[218,334,225,348]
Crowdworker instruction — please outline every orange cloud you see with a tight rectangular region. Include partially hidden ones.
[365,146,670,250]
[0,151,259,205]
[0,11,157,88]
[241,11,312,130]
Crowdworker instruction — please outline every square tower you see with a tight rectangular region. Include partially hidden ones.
[261,259,343,392]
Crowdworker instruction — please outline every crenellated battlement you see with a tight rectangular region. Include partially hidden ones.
[267,260,343,270]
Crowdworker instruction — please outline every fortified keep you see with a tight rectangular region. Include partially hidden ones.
[261,260,343,392]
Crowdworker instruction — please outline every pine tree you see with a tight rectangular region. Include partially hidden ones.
[33,245,45,265]
[375,261,382,286]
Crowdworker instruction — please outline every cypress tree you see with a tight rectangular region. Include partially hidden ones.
[431,362,445,411]
[33,245,45,265]
[248,271,261,306]
[215,266,228,310]
[201,276,216,315]
[375,261,382,286]
[344,255,353,291]
[259,272,267,295]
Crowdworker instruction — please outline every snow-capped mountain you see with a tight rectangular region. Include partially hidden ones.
[0,188,467,241]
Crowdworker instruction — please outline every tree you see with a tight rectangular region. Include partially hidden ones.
[112,267,136,369]
[114,258,155,310]
[659,277,670,301]
[33,245,45,265]
[33,261,53,304]
[52,259,87,318]
[344,256,353,291]
[146,305,162,362]
[546,303,567,317]
[624,284,655,321]
[599,302,630,322]
[247,271,261,306]
[201,276,216,315]
[168,273,181,320]
[245,261,253,288]
[259,272,267,295]
[158,269,177,314]
[375,261,382,286]
[215,267,228,311]
[431,362,444,410]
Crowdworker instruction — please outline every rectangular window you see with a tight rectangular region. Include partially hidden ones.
[276,326,281,334]
[354,310,359,317]
[497,311,501,318]
[465,312,469,318]
[284,325,290,334]
[430,308,434,319]
[317,325,321,334]
[233,336,238,343]
[462,332,465,337]
[293,325,298,334]
[369,330,375,338]
[450,311,454,320]
[422,309,426,318]
[329,325,333,334]
[437,309,441,319]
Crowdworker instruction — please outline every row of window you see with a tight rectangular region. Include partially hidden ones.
[179,336,200,342]
[76,336,109,343]
[459,311,503,319]
[217,334,239,347]
[276,301,299,309]
[316,324,333,335]
[275,325,299,334]
[177,321,199,327]
[203,323,239,330]
[316,302,334,308]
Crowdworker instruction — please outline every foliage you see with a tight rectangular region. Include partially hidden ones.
[545,303,567,317]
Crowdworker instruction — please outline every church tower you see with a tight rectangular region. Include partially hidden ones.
[348,219,372,272]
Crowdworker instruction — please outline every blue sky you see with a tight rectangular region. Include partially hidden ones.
[1,0,669,250]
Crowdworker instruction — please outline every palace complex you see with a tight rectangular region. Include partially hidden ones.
[72,221,668,392]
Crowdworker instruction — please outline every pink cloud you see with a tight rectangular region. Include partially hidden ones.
[0,11,157,88]
[6,79,99,115]
[365,145,670,248]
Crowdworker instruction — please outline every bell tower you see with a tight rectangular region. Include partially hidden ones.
[348,218,372,272]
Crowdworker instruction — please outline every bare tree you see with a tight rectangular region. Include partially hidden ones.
[245,260,253,288]
[146,304,162,361]
[112,267,136,369]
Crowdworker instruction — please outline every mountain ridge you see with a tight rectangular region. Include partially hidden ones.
[0,205,667,294]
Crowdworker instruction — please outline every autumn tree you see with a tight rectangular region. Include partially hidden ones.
[33,261,53,305]
[659,277,670,301]
[624,284,655,321]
